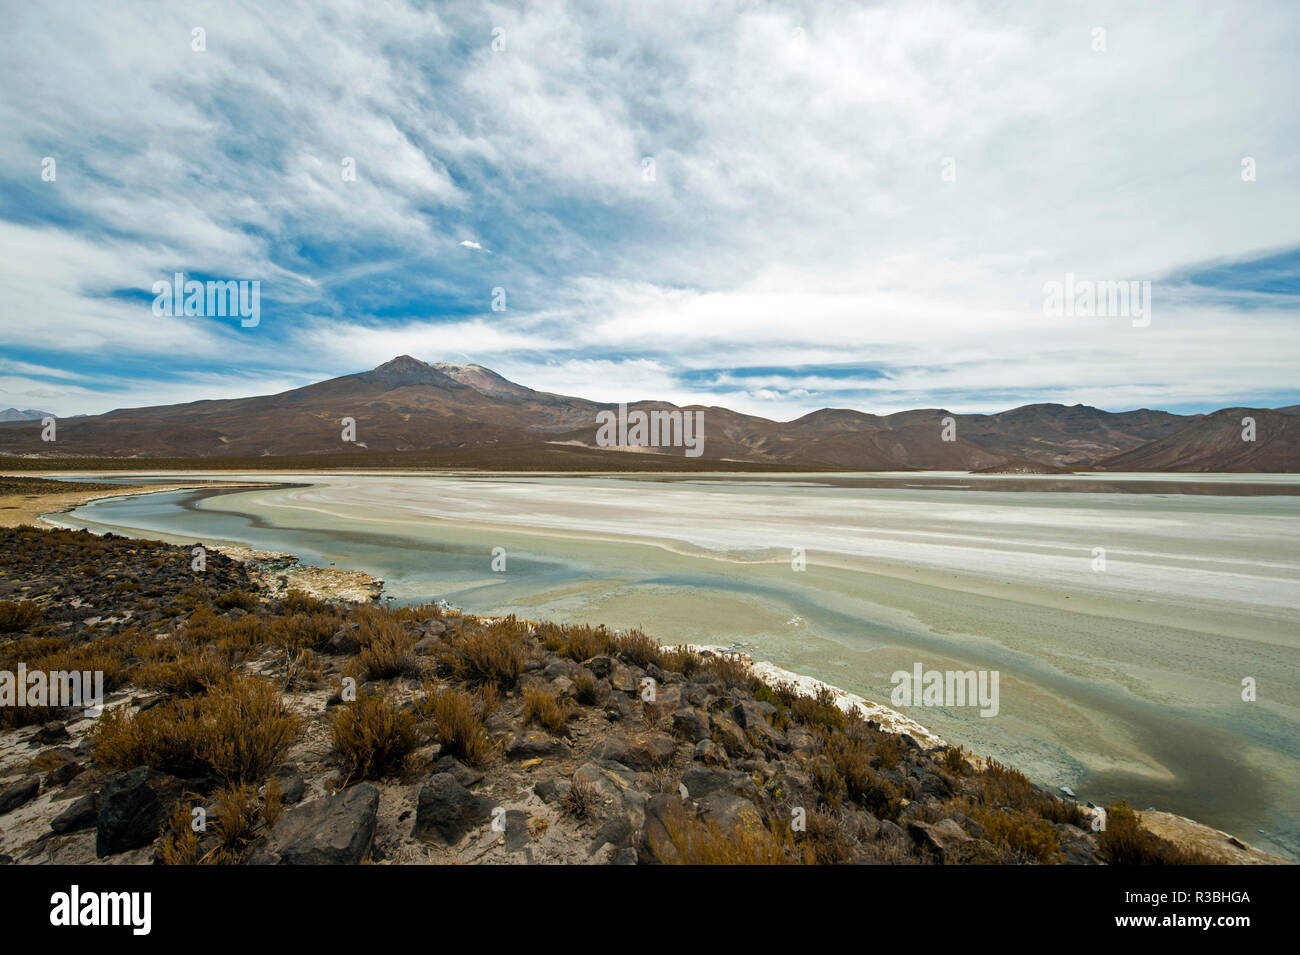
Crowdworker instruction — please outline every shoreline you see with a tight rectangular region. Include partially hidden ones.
[7,477,1292,865]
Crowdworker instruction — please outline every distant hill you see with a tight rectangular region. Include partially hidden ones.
[0,408,53,422]
[1096,408,1300,472]
[0,356,1294,471]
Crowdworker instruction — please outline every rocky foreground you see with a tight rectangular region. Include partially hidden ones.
[0,524,1285,865]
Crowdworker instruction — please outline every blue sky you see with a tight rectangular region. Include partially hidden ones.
[1,0,1298,418]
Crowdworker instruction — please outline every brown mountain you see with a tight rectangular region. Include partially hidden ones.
[1096,408,1300,472]
[0,356,1293,471]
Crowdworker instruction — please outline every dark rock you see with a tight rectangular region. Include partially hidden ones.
[273,766,306,805]
[325,625,361,655]
[503,809,530,852]
[1055,824,1102,865]
[251,783,380,865]
[45,761,83,788]
[642,684,682,723]
[694,740,729,767]
[51,793,97,834]
[506,731,569,759]
[434,755,485,789]
[0,777,40,815]
[96,767,183,857]
[585,655,613,678]
[413,774,493,845]
[641,793,691,864]
[591,813,633,855]
[680,766,758,801]
[670,708,711,742]
[34,722,70,745]
[709,713,750,756]
[617,732,677,770]
[697,790,761,833]
[907,818,972,860]
[534,778,571,804]
[544,660,576,680]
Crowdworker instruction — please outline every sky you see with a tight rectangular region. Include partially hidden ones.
[0,0,1297,420]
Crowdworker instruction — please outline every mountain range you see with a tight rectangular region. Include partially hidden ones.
[0,408,54,422]
[0,355,1296,471]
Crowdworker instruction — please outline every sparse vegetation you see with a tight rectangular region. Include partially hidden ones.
[330,691,420,781]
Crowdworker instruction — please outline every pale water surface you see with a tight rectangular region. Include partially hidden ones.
[51,470,1300,859]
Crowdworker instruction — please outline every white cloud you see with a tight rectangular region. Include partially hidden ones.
[0,0,1296,416]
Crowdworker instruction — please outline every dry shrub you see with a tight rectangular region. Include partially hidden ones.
[438,617,528,687]
[136,645,230,696]
[421,685,494,767]
[789,686,846,732]
[573,670,600,705]
[281,590,331,615]
[613,629,662,669]
[214,589,258,611]
[157,799,201,866]
[800,809,858,864]
[330,692,420,781]
[522,685,572,733]
[821,733,904,819]
[560,777,602,819]
[938,744,971,776]
[698,652,760,692]
[211,782,261,853]
[354,614,418,681]
[971,759,1085,826]
[1097,801,1217,865]
[90,674,299,783]
[263,776,284,829]
[560,624,613,662]
[657,646,702,676]
[0,600,42,633]
[967,805,1061,864]
[660,808,792,864]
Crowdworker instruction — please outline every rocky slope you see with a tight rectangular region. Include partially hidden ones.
[0,527,1288,866]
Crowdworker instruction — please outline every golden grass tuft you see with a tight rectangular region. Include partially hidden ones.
[90,673,299,783]
[330,691,420,781]
[522,685,572,733]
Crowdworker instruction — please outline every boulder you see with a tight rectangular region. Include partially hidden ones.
[642,685,682,723]
[413,774,493,845]
[51,793,98,834]
[95,767,183,857]
[272,765,307,805]
[618,732,677,770]
[907,818,973,860]
[34,721,70,745]
[434,755,485,789]
[641,793,691,864]
[252,783,379,865]
[325,625,361,655]
[670,708,711,743]
[0,777,39,816]
[506,731,569,759]
[694,740,729,767]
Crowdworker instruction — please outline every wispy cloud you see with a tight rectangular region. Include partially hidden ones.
[0,0,1297,417]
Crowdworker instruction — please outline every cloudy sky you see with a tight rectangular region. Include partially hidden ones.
[1,0,1297,419]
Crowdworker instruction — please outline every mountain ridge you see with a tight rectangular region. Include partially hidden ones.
[0,356,1295,471]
